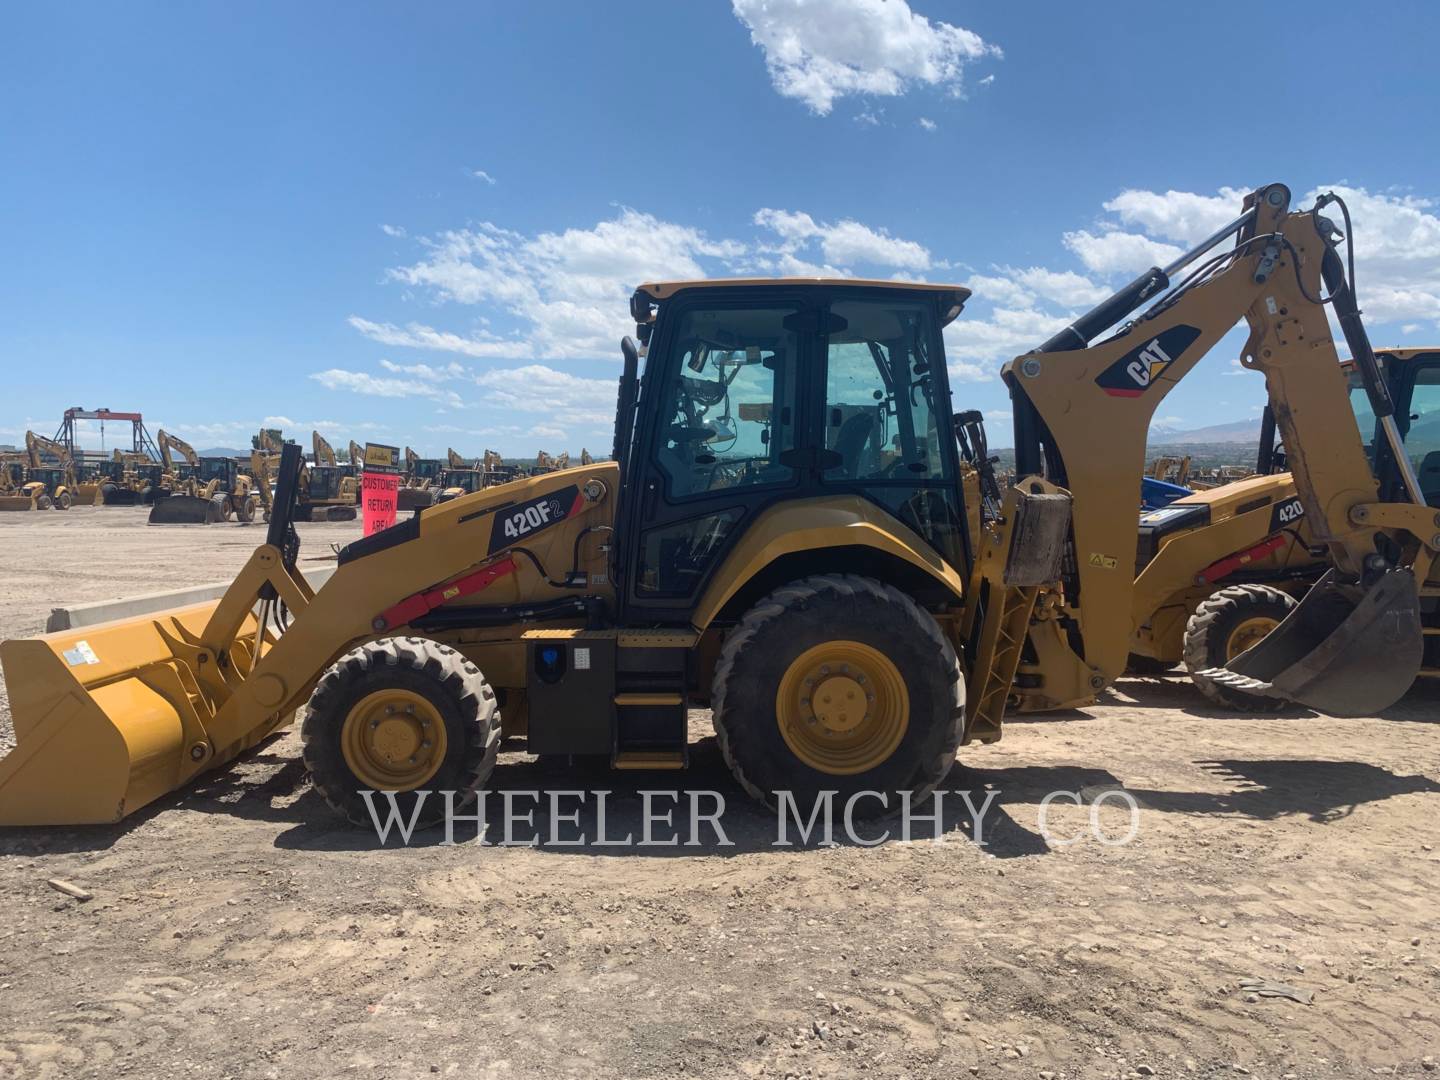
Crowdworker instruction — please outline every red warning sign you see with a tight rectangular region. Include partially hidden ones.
[361,471,399,536]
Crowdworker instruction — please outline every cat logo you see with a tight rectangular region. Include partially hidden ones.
[1095,324,1203,397]
[1268,495,1305,532]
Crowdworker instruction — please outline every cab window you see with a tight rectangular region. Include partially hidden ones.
[823,299,946,482]
[653,306,798,499]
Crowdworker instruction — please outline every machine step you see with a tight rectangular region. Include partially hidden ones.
[613,751,686,770]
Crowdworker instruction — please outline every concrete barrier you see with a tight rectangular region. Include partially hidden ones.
[46,564,338,633]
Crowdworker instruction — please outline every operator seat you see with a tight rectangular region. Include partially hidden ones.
[1417,450,1440,507]
[834,411,877,478]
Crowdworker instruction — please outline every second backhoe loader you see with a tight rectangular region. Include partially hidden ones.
[0,182,1427,829]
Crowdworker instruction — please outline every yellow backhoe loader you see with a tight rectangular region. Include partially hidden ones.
[298,431,359,521]
[1,182,1432,830]
[432,448,485,503]
[580,448,594,466]
[21,432,98,509]
[149,430,262,525]
[98,450,166,505]
[398,447,440,511]
[481,448,519,487]
[0,453,45,510]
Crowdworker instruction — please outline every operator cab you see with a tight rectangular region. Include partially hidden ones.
[616,278,972,622]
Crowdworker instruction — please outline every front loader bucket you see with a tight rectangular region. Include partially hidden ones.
[0,601,265,825]
[0,494,39,511]
[1200,568,1422,716]
[148,494,219,524]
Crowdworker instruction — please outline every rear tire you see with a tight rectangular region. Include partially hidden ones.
[100,482,118,505]
[711,574,963,816]
[237,494,258,523]
[302,637,501,828]
[1183,584,1297,710]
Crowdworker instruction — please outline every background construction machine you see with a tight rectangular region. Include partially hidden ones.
[98,451,166,505]
[0,451,45,510]
[398,447,440,511]
[298,430,360,521]
[149,430,263,524]
[0,182,1430,831]
[21,431,98,509]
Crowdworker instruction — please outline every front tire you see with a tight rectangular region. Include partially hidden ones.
[302,637,500,827]
[56,491,72,510]
[1183,584,1297,710]
[711,574,963,816]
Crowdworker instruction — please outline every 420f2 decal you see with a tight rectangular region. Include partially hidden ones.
[1095,325,1203,397]
[487,485,584,554]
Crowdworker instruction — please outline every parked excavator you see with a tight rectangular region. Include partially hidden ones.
[0,182,1429,830]
[98,450,165,505]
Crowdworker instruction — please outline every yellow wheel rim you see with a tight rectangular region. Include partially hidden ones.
[340,689,448,790]
[1225,616,1279,660]
[775,640,909,775]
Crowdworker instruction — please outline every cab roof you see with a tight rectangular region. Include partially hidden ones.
[633,278,971,326]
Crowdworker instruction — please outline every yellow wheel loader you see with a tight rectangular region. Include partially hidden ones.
[0,182,1432,829]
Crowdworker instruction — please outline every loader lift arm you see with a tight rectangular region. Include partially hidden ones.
[1006,183,1433,715]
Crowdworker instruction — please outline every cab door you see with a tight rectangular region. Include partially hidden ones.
[617,293,816,622]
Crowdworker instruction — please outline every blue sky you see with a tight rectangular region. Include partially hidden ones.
[4,0,1440,454]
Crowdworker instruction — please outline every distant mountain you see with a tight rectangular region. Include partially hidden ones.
[199,447,247,458]
[1151,418,1261,444]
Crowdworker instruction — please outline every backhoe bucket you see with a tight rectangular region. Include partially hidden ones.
[0,601,266,825]
[148,494,220,524]
[1201,568,1422,716]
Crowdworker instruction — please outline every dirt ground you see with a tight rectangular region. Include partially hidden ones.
[1,506,1438,1080]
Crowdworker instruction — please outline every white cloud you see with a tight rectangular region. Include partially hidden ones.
[977,74,994,87]
[754,208,931,270]
[310,367,465,408]
[944,306,1070,367]
[918,117,936,131]
[731,0,998,115]
[380,210,745,361]
[1001,266,1108,307]
[348,316,518,359]
[380,224,407,239]
[1101,187,1249,245]
[472,364,617,428]
[472,169,497,185]
[1062,229,1184,277]
[1403,323,1422,334]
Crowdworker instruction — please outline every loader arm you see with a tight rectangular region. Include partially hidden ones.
[0,445,617,823]
[1007,183,1434,714]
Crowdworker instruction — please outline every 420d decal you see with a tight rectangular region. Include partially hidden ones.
[1095,324,1203,397]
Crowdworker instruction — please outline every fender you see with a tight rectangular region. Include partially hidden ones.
[691,495,965,631]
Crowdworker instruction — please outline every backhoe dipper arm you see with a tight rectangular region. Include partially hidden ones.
[1004,182,1434,712]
